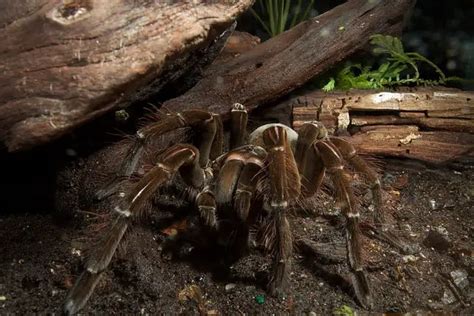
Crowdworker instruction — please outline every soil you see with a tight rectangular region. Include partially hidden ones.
[1,141,473,316]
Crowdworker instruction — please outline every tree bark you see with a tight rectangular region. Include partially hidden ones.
[292,88,474,164]
[0,0,416,152]
[163,0,416,116]
[0,0,253,152]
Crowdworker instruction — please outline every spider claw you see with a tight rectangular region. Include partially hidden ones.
[350,270,373,309]
[63,271,102,315]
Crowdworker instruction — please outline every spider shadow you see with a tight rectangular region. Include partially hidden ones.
[148,211,270,291]
[298,244,358,304]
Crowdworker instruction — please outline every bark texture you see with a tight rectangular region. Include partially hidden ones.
[0,0,253,151]
[292,88,474,164]
[163,0,416,116]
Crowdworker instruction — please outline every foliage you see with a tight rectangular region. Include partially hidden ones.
[250,0,314,37]
[322,34,463,92]
[333,305,355,316]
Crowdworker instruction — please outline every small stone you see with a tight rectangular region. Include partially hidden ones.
[309,312,317,316]
[441,290,456,305]
[255,294,265,305]
[435,226,449,237]
[429,199,437,210]
[225,283,236,292]
[0,296,6,301]
[71,248,81,257]
[402,255,418,263]
[450,269,468,289]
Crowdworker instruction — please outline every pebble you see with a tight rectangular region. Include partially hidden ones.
[225,283,236,292]
[441,289,456,305]
[402,255,418,263]
[450,269,468,289]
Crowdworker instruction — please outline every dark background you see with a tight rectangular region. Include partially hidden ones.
[239,0,474,89]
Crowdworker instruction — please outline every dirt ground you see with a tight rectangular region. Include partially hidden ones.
[0,145,473,315]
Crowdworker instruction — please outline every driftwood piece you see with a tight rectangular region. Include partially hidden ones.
[160,0,416,115]
[292,88,474,164]
[0,0,253,151]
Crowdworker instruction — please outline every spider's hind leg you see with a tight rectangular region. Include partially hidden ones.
[329,137,383,225]
[329,137,418,254]
[316,140,373,309]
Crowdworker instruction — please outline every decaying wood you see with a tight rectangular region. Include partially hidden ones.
[163,0,416,116]
[292,88,474,164]
[0,0,253,151]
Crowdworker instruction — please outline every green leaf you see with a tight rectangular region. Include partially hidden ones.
[370,34,404,55]
[317,33,463,91]
[322,78,336,92]
[252,0,315,37]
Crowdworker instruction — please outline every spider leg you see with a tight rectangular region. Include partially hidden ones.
[315,140,372,308]
[215,153,245,207]
[234,157,264,221]
[196,186,218,229]
[230,153,266,259]
[230,103,248,149]
[64,144,205,315]
[261,126,300,295]
[329,137,383,225]
[295,123,326,198]
[96,110,221,200]
[212,146,266,261]
[329,137,417,254]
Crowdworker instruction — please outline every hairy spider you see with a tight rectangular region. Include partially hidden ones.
[64,103,389,314]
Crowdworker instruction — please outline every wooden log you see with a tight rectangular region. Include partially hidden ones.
[162,0,416,116]
[0,0,253,152]
[292,88,474,164]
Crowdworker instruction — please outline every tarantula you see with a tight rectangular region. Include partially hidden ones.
[64,103,387,314]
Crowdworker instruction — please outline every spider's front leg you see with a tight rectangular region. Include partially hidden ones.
[64,144,205,315]
[261,126,301,295]
[206,146,266,260]
[96,109,223,200]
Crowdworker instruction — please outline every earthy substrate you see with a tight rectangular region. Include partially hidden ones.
[0,161,473,314]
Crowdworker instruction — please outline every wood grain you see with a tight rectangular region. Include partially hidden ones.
[0,0,253,151]
[292,88,474,164]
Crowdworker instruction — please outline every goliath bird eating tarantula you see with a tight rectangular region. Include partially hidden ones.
[64,103,388,314]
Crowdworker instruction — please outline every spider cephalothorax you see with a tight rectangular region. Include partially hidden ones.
[64,103,388,314]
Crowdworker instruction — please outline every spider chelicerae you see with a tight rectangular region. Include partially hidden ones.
[64,102,403,314]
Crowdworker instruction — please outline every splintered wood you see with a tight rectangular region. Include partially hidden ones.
[292,88,474,164]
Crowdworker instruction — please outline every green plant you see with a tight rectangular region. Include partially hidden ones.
[322,34,462,91]
[250,0,314,37]
[333,304,355,316]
